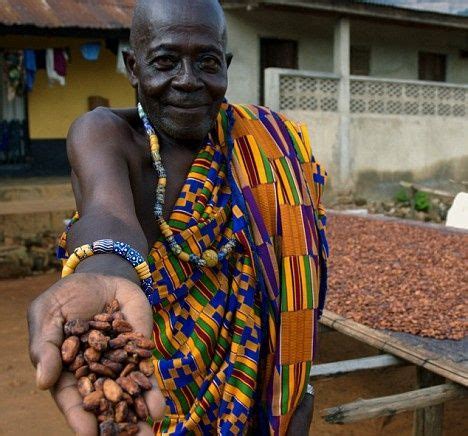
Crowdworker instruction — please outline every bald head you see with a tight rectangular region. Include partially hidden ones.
[125,0,231,142]
[130,0,227,51]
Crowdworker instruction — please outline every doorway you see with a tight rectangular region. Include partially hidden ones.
[260,38,298,105]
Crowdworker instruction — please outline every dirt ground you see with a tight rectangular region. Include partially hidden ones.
[0,273,466,435]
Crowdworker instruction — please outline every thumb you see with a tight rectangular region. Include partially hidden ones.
[114,279,153,337]
[28,295,65,390]
[35,338,63,390]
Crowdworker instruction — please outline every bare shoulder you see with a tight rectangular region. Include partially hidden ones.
[67,107,139,164]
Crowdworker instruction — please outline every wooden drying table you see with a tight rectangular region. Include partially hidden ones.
[311,310,467,435]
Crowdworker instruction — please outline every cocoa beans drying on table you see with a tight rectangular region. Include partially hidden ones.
[60,299,156,436]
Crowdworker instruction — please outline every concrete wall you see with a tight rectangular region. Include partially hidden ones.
[225,10,468,105]
[283,109,468,197]
[225,10,335,104]
[1,35,135,139]
[351,20,468,84]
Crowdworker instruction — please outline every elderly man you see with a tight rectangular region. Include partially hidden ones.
[27,0,328,434]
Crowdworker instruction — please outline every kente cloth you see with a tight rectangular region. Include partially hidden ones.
[57,103,328,435]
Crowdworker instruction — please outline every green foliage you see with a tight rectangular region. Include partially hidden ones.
[395,188,409,203]
[414,191,430,212]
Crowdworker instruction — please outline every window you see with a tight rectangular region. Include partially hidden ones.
[418,52,446,82]
[260,38,298,105]
[350,46,371,76]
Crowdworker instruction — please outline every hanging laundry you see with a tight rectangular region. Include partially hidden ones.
[3,51,24,101]
[23,49,37,92]
[46,48,65,86]
[116,40,130,75]
[54,48,67,77]
[80,42,101,61]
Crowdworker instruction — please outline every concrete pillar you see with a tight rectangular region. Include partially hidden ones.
[334,18,352,190]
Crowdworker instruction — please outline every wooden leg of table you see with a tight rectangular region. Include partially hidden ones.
[413,368,445,436]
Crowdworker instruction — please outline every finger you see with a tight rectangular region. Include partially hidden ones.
[114,280,153,337]
[144,378,166,421]
[52,371,98,436]
[35,340,63,390]
[28,297,64,390]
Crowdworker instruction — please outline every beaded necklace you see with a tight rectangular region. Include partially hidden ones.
[137,103,237,268]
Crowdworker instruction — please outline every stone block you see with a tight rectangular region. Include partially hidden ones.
[446,192,468,230]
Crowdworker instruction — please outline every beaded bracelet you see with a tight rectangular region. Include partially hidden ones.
[61,239,154,299]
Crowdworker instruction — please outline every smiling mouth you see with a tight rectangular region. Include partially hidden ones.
[167,104,209,112]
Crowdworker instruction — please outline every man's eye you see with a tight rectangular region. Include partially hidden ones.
[154,56,176,69]
[200,57,220,72]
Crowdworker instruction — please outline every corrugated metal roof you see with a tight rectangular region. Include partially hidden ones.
[353,0,467,16]
[1,0,467,29]
[0,0,135,29]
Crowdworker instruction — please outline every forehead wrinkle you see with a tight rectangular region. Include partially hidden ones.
[145,26,224,48]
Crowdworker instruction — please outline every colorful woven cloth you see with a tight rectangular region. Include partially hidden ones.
[57,103,328,435]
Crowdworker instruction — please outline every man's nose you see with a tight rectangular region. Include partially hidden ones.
[172,59,203,92]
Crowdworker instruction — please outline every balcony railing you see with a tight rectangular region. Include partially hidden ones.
[269,69,467,118]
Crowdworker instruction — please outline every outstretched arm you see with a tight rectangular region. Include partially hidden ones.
[28,108,164,435]
[66,107,148,280]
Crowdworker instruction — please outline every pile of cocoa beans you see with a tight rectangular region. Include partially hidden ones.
[60,299,155,436]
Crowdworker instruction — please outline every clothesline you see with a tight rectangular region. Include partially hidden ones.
[0,40,129,97]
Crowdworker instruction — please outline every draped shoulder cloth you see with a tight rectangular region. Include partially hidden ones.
[57,103,328,435]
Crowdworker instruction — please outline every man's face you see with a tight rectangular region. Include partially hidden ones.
[127,3,229,142]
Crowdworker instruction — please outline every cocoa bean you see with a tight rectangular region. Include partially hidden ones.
[68,352,85,372]
[127,410,138,424]
[112,311,125,321]
[103,379,123,403]
[97,409,114,423]
[129,371,152,391]
[104,349,127,363]
[101,358,123,374]
[74,365,89,380]
[94,313,113,323]
[118,423,139,435]
[88,373,97,384]
[120,332,144,341]
[99,420,119,436]
[64,319,89,337]
[61,308,159,432]
[121,392,133,406]
[94,377,106,392]
[116,377,140,396]
[61,336,80,364]
[77,376,94,397]
[134,337,155,350]
[112,319,133,333]
[88,330,109,352]
[84,347,101,363]
[80,331,90,345]
[126,354,139,365]
[114,400,128,423]
[89,362,116,378]
[104,299,120,314]
[124,344,152,358]
[134,396,149,420]
[89,320,112,331]
[99,398,110,413]
[120,363,136,378]
[108,336,128,349]
[83,390,104,411]
[139,359,154,377]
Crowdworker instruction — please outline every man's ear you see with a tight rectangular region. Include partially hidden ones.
[226,52,233,69]
[123,49,138,88]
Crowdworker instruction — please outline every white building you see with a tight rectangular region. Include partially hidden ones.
[222,0,468,196]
